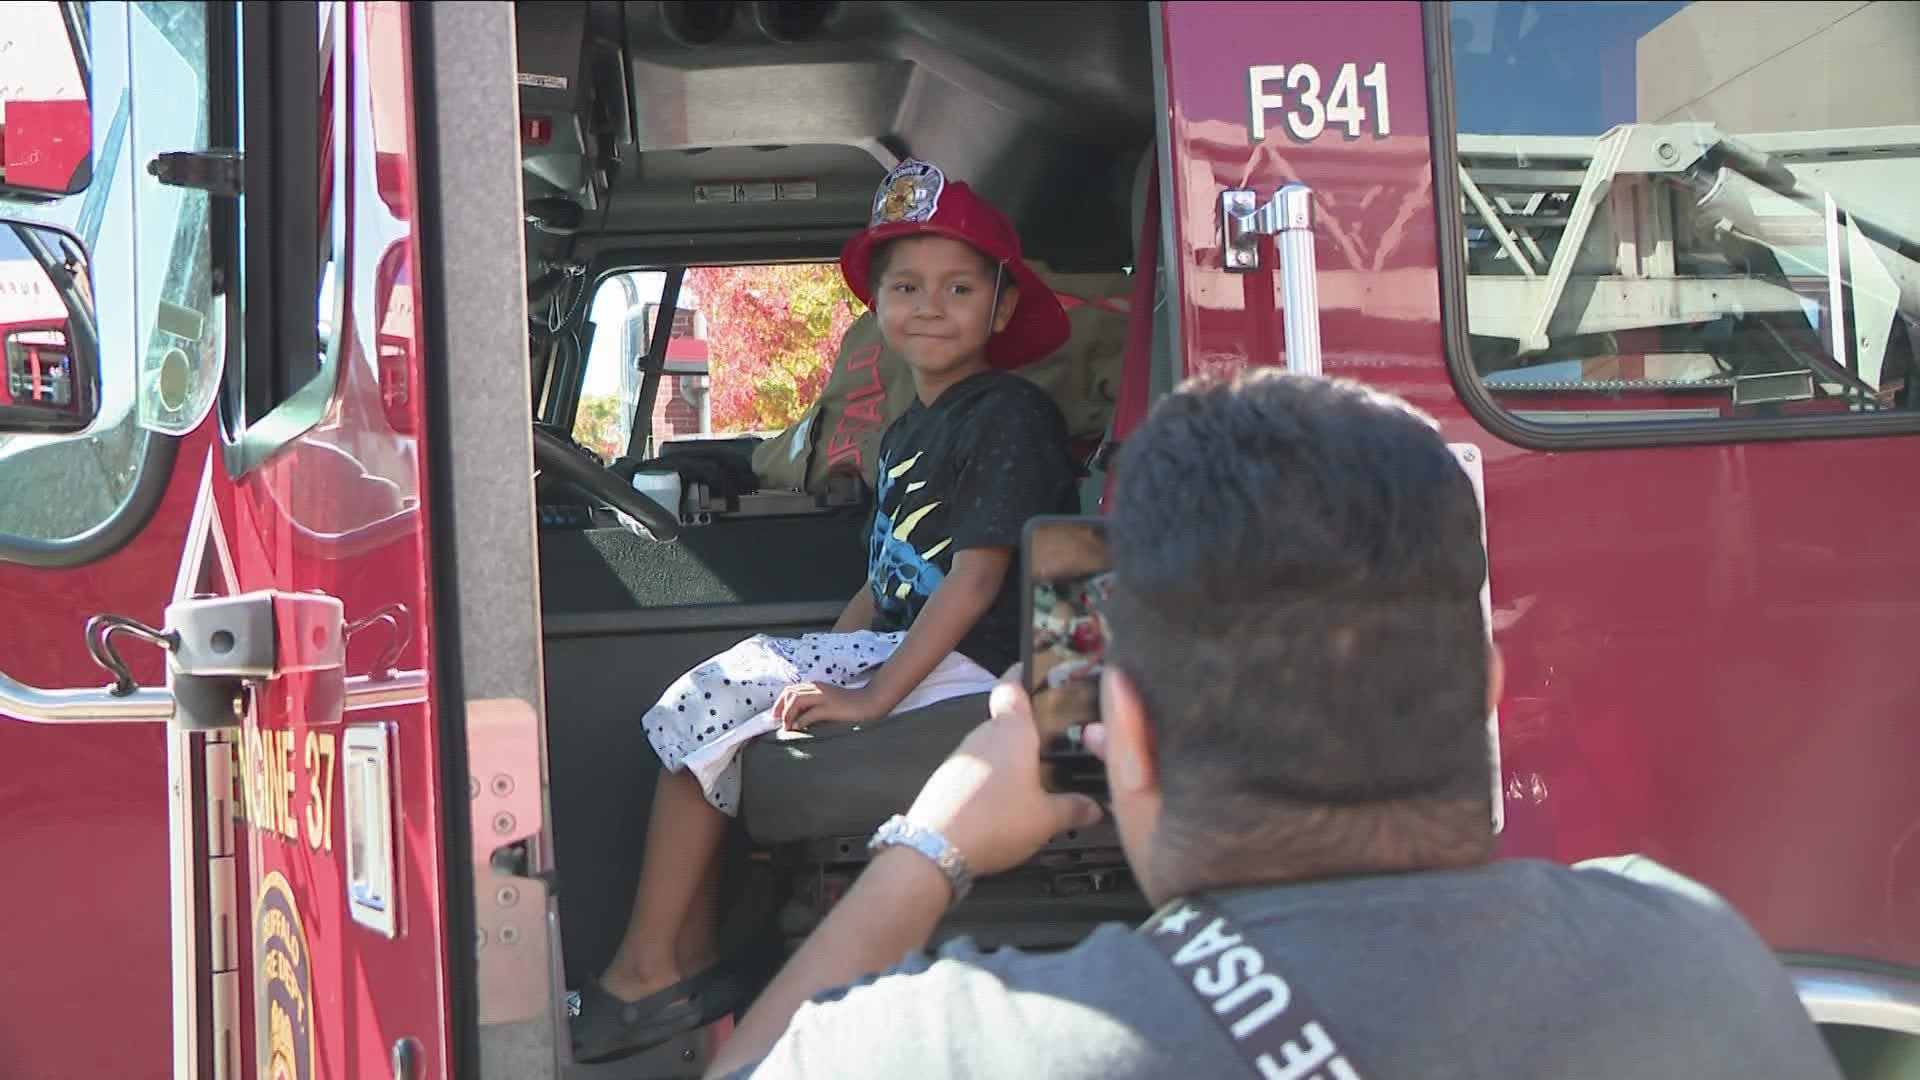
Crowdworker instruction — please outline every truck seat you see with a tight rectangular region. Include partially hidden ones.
[737,693,990,845]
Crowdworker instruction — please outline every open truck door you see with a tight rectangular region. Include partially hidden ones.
[0,4,556,1077]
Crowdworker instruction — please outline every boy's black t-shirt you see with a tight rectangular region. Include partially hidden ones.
[866,370,1082,673]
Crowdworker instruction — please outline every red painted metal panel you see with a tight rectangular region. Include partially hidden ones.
[220,6,458,1077]
[0,437,196,1079]
[1160,0,1920,971]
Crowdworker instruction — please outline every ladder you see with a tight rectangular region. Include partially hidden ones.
[1456,122,1920,408]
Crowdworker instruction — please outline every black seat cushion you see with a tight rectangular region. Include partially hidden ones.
[738,693,991,845]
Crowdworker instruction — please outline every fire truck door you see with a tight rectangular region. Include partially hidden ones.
[171,6,564,1078]
[0,4,551,1078]
[1155,2,1501,823]
[131,5,561,1076]
[165,5,563,1078]
[127,6,484,1079]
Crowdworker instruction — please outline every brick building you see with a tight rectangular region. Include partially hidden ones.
[634,302,712,441]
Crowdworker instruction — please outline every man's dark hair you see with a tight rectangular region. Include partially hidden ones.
[1106,369,1493,860]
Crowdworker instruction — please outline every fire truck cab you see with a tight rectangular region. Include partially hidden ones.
[1,2,1916,1079]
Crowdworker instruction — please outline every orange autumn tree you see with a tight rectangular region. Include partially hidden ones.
[689,263,866,433]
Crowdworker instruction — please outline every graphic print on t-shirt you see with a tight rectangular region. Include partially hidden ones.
[869,449,954,621]
[861,371,1082,672]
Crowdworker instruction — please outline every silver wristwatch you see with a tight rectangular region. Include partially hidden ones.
[868,815,973,906]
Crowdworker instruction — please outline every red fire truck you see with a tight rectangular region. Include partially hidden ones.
[0,2,1915,1078]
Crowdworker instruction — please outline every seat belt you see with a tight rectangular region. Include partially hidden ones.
[1099,163,1161,512]
[1142,893,1369,1079]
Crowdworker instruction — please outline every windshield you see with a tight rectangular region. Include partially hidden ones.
[574,261,860,461]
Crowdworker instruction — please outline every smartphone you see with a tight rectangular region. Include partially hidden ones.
[1020,515,1114,797]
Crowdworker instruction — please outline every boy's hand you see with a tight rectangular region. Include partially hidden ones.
[775,682,889,730]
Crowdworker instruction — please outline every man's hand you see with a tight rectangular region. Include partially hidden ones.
[904,667,1105,877]
[700,668,1103,1079]
[774,682,888,730]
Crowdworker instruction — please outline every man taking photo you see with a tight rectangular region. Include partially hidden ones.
[705,369,1842,1079]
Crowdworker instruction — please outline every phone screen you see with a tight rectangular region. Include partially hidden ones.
[1022,516,1113,795]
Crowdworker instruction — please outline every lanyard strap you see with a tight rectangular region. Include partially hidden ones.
[1142,894,1368,1079]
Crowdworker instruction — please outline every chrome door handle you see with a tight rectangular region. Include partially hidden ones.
[1220,183,1323,376]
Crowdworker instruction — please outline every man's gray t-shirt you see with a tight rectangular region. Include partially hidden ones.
[728,858,1839,1078]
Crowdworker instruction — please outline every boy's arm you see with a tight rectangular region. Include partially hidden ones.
[831,584,877,634]
[777,549,1008,728]
[860,547,1009,705]
[777,386,1069,729]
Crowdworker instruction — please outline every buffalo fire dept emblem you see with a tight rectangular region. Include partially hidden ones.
[871,158,944,225]
[256,871,316,1080]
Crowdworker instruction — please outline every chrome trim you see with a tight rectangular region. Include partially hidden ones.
[207,822,238,970]
[204,738,236,859]
[343,722,400,938]
[206,738,241,1080]
[321,0,350,414]
[344,669,429,711]
[168,728,205,1080]
[1,667,427,725]
[1272,184,1321,377]
[0,675,175,723]
[210,969,240,1080]
[1823,192,1849,374]
[1796,967,1920,1036]
[1147,3,1185,401]
[1217,183,1323,375]
[1449,443,1501,836]
[1220,188,1262,273]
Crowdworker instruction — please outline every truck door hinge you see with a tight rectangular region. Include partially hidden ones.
[148,149,244,198]
[85,590,345,730]
[490,838,559,892]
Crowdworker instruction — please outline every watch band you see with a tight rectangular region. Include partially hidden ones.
[868,815,973,906]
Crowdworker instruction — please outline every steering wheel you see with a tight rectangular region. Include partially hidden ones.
[530,425,680,542]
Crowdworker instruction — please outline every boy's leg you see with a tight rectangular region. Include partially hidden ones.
[602,767,729,1002]
[674,853,723,977]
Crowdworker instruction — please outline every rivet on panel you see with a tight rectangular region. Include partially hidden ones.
[391,1036,424,1080]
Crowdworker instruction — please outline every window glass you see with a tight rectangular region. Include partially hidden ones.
[1447,1,1919,428]
[0,2,210,544]
[575,262,859,460]
[218,0,338,464]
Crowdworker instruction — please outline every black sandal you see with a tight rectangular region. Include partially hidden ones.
[687,964,751,1026]
[570,975,705,1064]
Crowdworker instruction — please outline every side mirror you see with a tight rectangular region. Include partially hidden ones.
[375,240,417,436]
[0,219,97,434]
[0,2,93,198]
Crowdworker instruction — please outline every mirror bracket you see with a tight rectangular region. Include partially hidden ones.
[148,149,244,199]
